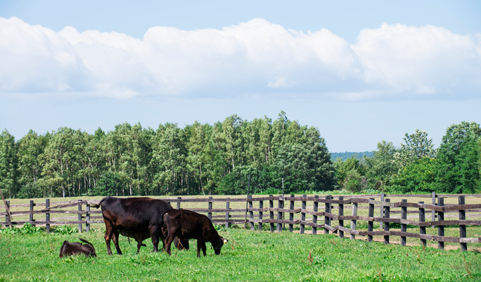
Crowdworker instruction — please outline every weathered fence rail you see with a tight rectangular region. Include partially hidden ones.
[1,193,480,251]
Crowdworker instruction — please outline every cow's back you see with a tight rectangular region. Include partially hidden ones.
[168,209,213,239]
[100,197,172,231]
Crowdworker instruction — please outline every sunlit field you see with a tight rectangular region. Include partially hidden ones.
[1,226,481,281]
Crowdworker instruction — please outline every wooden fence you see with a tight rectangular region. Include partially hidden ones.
[1,193,480,251]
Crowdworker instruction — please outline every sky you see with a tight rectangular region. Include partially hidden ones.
[0,0,480,152]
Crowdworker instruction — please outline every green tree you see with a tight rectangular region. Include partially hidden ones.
[365,141,399,191]
[390,157,437,193]
[0,129,18,198]
[40,127,81,197]
[334,157,367,188]
[396,129,436,168]
[151,123,186,195]
[272,127,335,192]
[91,171,122,196]
[16,130,48,197]
[434,121,481,193]
[186,122,209,194]
[343,170,364,192]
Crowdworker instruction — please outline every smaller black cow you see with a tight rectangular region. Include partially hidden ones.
[59,238,96,258]
[163,209,227,257]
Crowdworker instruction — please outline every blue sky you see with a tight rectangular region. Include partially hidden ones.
[1,0,480,152]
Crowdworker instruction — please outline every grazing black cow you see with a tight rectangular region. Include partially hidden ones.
[162,209,228,257]
[59,238,96,258]
[92,196,187,255]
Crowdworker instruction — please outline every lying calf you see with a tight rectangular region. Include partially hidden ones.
[163,209,227,257]
[59,238,96,258]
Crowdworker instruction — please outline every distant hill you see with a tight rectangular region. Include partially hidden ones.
[330,151,374,161]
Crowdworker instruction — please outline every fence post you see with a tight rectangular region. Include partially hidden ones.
[431,192,436,229]
[339,196,344,238]
[86,203,90,232]
[419,201,426,247]
[45,199,50,233]
[437,197,444,250]
[269,195,274,233]
[401,199,407,246]
[177,197,181,209]
[350,201,358,240]
[5,200,10,228]
[258,199,263,231]
[384,199,390,245]
[380,193,384,218]
[248,195,254,230]
[289,194,294,233]
[78,199,82,233]
[368,198,374,242]
[324,195,331,234]
[313,195,319,235]
[300,194,306,235]
[208,196,213,220]
[459,195,467,251]
[29,200,35,226]
[225,198,230,229]
[277,195,283,232]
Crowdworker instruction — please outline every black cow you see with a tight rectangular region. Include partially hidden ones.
[92,196,187,255]
[59,238,96,258]
[162,209,228,257]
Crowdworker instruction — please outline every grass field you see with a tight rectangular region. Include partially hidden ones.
[1,226,481,281]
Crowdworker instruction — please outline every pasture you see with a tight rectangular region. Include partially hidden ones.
[1,226,481,281]
[1,195,481,281]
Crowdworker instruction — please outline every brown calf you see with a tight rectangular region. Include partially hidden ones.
[163,209,228,257]
[59,238,96,258]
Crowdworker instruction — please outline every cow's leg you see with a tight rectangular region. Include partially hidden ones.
[149,226,160,252]
[201,241,207,257]
[164,235,175,256]
[111,230,122,255]
[136,239,142,254]
[160,226,168,251]
[197,239,206,258]
[104,225,115,255]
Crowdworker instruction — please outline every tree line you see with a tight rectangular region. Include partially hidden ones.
[334,122,481,194]
[0,112,335,198]
[0,113,480,199]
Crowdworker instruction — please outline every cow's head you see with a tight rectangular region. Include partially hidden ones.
[213,237,228,255]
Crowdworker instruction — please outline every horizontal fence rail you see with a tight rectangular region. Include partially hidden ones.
[1,193,480,251]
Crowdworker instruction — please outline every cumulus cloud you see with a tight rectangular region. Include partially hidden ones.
[0,17,480,100]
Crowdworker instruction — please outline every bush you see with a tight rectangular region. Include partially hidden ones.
[343,170,365,192]
[52,225,77,234]
[90,171,122,196]
[16,183,43,199]
[0,223,43,234]
[255,187,281,195]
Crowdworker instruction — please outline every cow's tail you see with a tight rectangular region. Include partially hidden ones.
[160,208,174,227]
[79,238,94,248]
[91,197,108,209]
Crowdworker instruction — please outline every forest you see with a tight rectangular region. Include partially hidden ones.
[0,112,480,198]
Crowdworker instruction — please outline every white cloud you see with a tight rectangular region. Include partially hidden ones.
[267,77,296,88]
[0,17,480,100]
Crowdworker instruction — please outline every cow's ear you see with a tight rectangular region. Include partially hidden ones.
[223,238,228,244]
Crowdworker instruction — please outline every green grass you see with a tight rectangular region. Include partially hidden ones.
[1,228,480,281]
